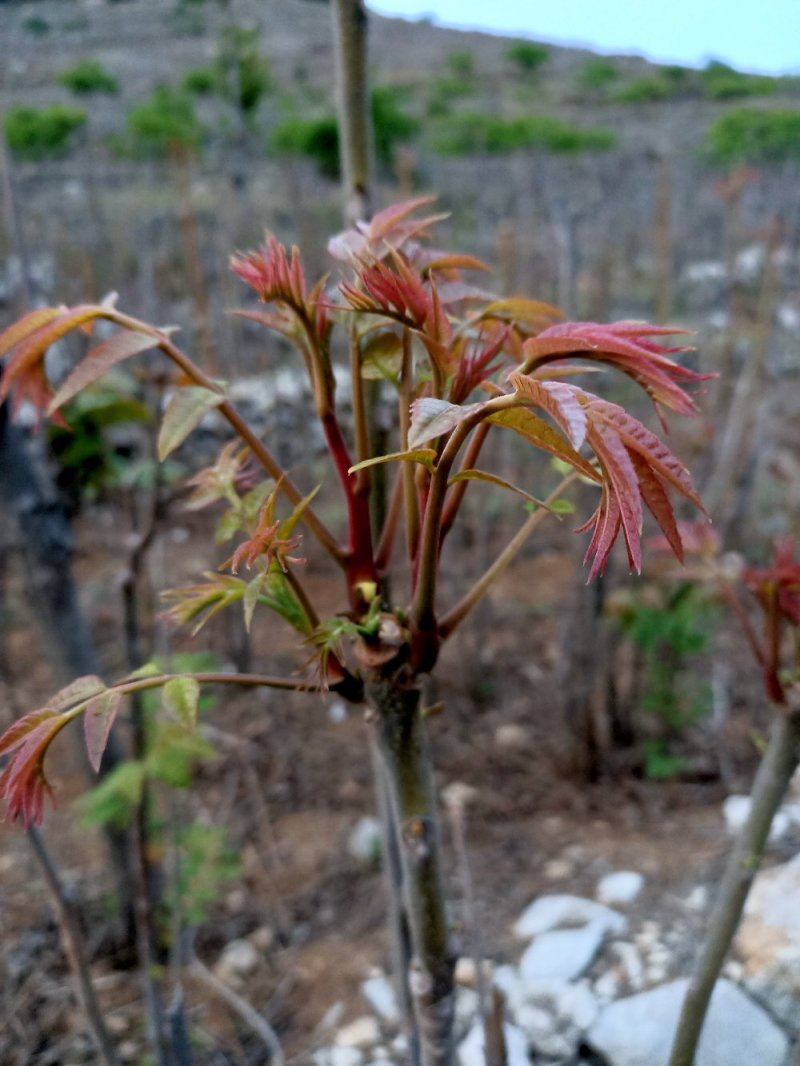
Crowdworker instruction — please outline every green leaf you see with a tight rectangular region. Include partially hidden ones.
[360,330,403,381]
[279,485,320,538]
[259,571,312,634]
[162,676,200,730]
[449,468,558,511]
[145,725,215,788]
[215,508,243,545]
[158,386,223,460]
[487,408,600,482]
[349,448,436,474]
[243,573,263,632]
[49,329,160,412]
[78,760,145,828]
[548,497,576,515]
[408,397,485,449]
[83,690,123,773]
[125,661,161,681]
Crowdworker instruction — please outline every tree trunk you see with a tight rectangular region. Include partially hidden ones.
[367,669,456,1066]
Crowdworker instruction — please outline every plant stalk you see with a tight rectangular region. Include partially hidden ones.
[368,671,455,1066]
[668,709,800,1066]
[331,0,372,224]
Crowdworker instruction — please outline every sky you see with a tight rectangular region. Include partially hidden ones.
[367,1,800,76]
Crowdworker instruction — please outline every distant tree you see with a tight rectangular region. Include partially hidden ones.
[506,40,550,75]
[708,108,800,165]
[57,59,119,96]
[4,105,87,160]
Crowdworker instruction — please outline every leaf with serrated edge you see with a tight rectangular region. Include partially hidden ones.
[158,387,224,461]
[349,448,436,474]
[588,424,643,572]
[408,398,485,449]
[509,374,587,448]
[84,691,123,773]
[0,709,59,757]
[162,677,200,731]
[449,469,558,513]
[486,408,600,482]
[49,330,160,413]
[629,450,684,561]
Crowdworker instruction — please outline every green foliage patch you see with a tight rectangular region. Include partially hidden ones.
[708,108,800,165]
[57,59,119,96]
[5,105,87,160]
[428,112,616,156]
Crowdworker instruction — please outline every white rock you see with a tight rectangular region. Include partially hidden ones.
[514,894,626,941]
[587,978,788,1066]
[544,858,573,880]
[685,886,708,912]
[348,817,382,863]
[458,1021,529,1066]
[492,964,524,1010]
[216,939,259,979]
[334,1017,381,1049]
[454,957,491,987]
[723,795,790,840]
[360,976,399,1026]
[736,852,800,1027]
[514,979,599,1058]
[593,971,620,1001]
[609,941,644,987]
[454,987,480,1034]
[494,723,529,748]
[597,871,645,906]
[313,1048,364,1066]
[520,923,607,982]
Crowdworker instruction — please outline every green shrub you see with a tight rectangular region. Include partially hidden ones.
[273,88,418,177]
[615,77,672,104]
[701,61,776,100]
[57,59,119,96]
[272,115,340,178]
[218,26,271,119]
[578,58,620,93]
[22,15,50,36]
[445,50,475,80]
[506,41,550,75]
[372,86,419,165]
[120,88,203,158]
[183,66,218,95]
[708,107,800,165]
[4,105,87,160]
[429,112,615,156]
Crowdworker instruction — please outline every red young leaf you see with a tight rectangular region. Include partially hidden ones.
[0,305,111,421]
[509,373,587,448]
[231,235,308,310]
[744,538,800,627]
[586,423,643,573]
[0,712,67,827]
[49,329,160,413]
[520,321,713,419]
[83,691,124,773]
[629,451,684,563]
[408,398,485,449]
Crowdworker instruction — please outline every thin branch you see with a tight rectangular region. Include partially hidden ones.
[350,324,372,495]
[188,953,285,1066]
[376,468,404,575]
[668,709,800,1066]
[27,827,122,1066]
[439,422,491,543]
[439,473,578,640]
[400,329,421,562]
[411,394,520,645]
